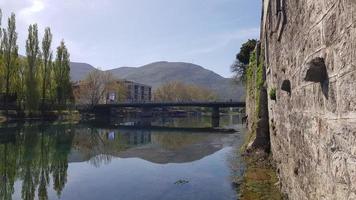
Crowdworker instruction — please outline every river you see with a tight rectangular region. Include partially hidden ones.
[0,115,246,200]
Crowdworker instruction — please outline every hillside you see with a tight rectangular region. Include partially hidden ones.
[70,61,244,101]
[70,62,97,81]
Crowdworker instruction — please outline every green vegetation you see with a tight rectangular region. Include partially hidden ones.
[26,23,41,112]
[231,39,258,83]
[54,41,71,105]
[0,8,72,117]
[240,152,282,200]
[153,81,217,102]
[235,40,283,199]
[2,13,18,109]
[269,88,276,101]
[0,124,74,199]
[245,48,265,117]
[41,28,53,108]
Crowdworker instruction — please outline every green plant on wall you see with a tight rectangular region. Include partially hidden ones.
[269,88,276,100]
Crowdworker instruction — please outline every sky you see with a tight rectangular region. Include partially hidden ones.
[0,0,261,78]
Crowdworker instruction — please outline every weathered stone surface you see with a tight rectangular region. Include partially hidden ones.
[260,0,356,199]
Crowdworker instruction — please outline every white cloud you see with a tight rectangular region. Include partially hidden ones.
[19,0,45,22]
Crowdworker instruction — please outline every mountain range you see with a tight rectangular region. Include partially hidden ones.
[70,61,244,101]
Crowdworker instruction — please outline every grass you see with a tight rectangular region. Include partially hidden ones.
[269,88,277,101]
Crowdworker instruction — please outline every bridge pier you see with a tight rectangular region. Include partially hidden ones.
[212,107,220,128]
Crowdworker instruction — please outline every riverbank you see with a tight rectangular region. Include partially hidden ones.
[0,110,80,123]
[239,150,283,200]
[236,130,283,200]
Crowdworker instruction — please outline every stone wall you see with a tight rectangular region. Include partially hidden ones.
[261,0,356,199]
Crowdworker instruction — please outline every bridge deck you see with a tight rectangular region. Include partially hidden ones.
[94,101,245,108]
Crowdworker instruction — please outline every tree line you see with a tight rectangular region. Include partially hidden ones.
[154,81,217,102]
[0,9,72,113]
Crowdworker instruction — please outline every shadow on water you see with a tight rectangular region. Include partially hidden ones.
[0,115,244,200]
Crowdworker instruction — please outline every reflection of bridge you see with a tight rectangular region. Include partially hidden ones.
[90,101,245,128]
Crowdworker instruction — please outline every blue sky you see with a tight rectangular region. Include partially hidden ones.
[0,0,261,77]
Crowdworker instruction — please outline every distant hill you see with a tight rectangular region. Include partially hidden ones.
[70,61,244,101]
[70,62,97,81]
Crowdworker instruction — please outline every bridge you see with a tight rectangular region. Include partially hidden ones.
[89,101,245,128]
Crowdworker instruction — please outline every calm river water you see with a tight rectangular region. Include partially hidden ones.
[0,115,246,200]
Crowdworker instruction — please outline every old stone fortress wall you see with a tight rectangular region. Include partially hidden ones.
[261,0,356,199]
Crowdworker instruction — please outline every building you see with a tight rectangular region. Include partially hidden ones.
[124,80,152,103]
[73,79,152,105]
[106,80,152,103]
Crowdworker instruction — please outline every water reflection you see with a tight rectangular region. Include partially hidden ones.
[0,125,73,200]
[0,115,242,200]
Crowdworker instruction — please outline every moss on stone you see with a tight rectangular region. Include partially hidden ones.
[239,47,283,199]
[239,152,283,200]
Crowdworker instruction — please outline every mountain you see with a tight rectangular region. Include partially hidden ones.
[70,61,244,101]
[70,62,97,81]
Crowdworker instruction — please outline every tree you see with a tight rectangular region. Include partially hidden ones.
[41,27,53,108]
[0,9,3,92]
[13,58,26,108]
[231,39,257,83]
[2,13,18,107]
[153,81,217,102]
[74,70,120,107]
[53,41,71,105]
[26,24,41,112]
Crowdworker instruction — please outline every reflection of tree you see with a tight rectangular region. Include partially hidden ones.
[21,127,40,200]
[38,127,51,200]
[0,139,18,200]
[0,124,155,200]
[89,154,113,168]
[0,124,74,200]
[72,127,131,167]
[51,126,73,198]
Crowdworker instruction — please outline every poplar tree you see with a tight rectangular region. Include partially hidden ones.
[54,41,71,105]
[26,24,40,112]
[0,9,3,91]
[41,27,53,108]
[2,13,18,106]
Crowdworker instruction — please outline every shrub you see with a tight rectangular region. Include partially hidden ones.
[269,88,277,101]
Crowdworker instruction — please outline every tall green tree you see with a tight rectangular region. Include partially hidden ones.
[0,9,3,91]
[25,24,40,112]
[13,57,26,108]
[54,41,71,105]
[2,13,18,106]
[41,27,53,108]
[231,39,257,83]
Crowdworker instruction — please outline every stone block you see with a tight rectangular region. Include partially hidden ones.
[337,70,356,114]
[351,23,356,68]
[305,25,323,56]
[332,27,353,75]
[334,183,350,200]
[325,80,338,114]
[324,12,338,47]
[347,157,356,192]
[331,152,349,184]
[305,0,324,26]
